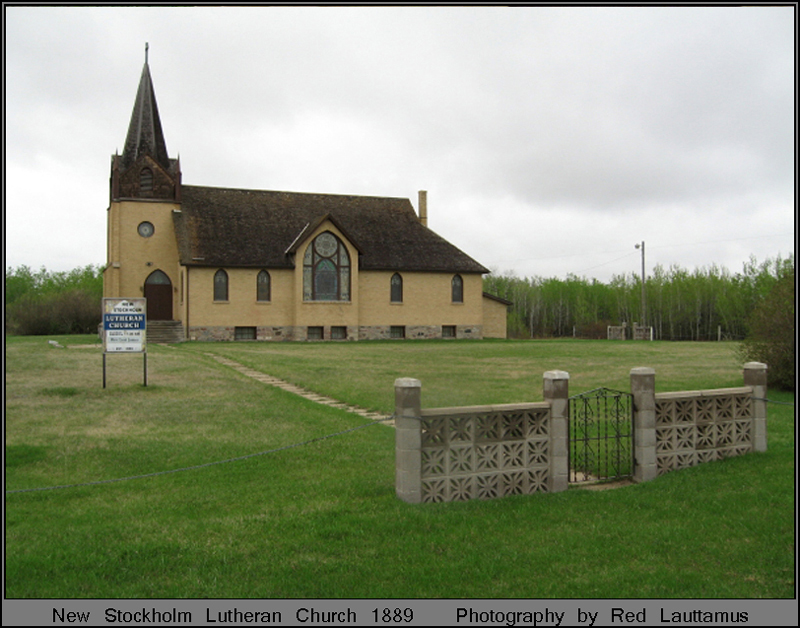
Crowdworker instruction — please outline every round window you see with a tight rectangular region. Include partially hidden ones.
[138,221,154,238]
[314,232,338,257]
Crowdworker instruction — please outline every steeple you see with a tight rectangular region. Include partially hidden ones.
[121,43,171,171]
[110,44,180,202]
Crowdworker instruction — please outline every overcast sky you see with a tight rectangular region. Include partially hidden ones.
[5,5,796,283]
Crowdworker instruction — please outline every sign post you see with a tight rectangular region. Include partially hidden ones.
[102,298,147,388]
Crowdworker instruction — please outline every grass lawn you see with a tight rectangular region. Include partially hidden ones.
[5,336,795,598]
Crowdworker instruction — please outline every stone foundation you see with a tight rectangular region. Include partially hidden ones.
[190,326,303,342]
[189,324,483,342]
[359,325,482,341]
[189,326,236,342]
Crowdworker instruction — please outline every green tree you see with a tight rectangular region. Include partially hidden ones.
[484,255,793,342]
[739,268,795,391]
[5,265,38,306]
[5,264,104,335]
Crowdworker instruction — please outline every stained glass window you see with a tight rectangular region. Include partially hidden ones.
[303,232,350,301]
[257,270,271,302]
[146,269,170,285]
[391,273,403,303]
[214,269,228,302]
[452,275,463,303]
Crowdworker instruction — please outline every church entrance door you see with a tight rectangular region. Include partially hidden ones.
[144,270,173,320]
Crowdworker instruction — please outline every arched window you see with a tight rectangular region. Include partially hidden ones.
[146,269,171,285]
[391,273,403,303]
[214,269,229,302]
[257,270,271,302]
[140,168,153,191]
[303,232,350,301]
[452,274,463,303]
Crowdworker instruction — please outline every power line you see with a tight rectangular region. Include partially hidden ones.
[575,252,638,276]
[486,233,792,272]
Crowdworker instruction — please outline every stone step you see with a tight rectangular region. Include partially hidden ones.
[147,321,185,344]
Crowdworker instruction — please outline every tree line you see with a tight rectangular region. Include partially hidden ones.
[483,255,794,341]
[5,256,794,389]
[4,254,793,342]
[5,264,104,336]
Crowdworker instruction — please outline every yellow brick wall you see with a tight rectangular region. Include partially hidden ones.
[482,296,509,339]
[185,267,296,327]
[104,200,181,310]
[358,271,484,327]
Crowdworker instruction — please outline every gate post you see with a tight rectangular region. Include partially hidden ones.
[395,378,422,503]
[630,367,657,483]
[743,362,768,452]
[543,370,569,493]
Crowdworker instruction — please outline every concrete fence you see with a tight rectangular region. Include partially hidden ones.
[607,325,626,340]
[607,323,653,340]
[394,362,767,503]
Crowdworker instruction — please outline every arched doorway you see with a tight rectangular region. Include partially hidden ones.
[144,270,173,320]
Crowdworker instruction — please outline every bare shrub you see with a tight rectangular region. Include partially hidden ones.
[6,289,101,336]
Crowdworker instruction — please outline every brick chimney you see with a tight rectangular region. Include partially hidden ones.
[418,190,428,227]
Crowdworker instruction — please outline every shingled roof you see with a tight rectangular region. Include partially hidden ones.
[121,51,171,172]
[172,185,489,274]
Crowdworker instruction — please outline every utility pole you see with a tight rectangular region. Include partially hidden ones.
[635,241,646,327]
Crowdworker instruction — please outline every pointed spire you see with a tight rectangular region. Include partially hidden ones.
[121,43,170,170]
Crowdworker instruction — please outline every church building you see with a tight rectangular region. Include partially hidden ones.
[103,51,509,342]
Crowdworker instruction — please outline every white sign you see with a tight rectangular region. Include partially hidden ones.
[103,298,147,353]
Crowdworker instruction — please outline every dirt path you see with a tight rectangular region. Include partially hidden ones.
[204,354,646,490]
[207,354,394,426]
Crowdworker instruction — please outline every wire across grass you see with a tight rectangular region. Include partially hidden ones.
[5,336,794,598]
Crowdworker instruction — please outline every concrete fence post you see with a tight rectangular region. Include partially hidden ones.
[631,367,657,483]
[394,378,422,503]
[743,362,768,452]
[543,370,569,493]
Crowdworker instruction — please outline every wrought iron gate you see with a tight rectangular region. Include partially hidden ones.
[568,388,634,483]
